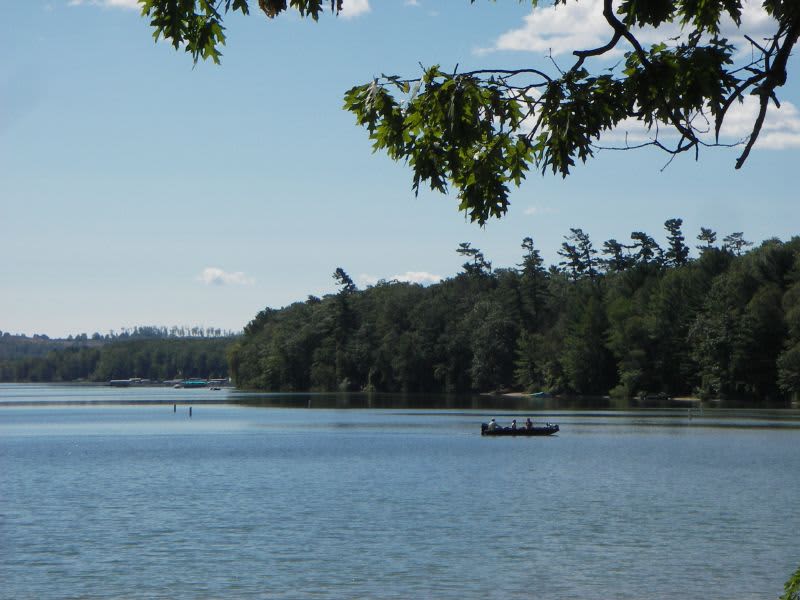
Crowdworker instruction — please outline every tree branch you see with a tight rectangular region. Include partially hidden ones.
[735,12,800,168]
[572,29,623,70]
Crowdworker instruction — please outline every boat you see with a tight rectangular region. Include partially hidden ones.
[481,422,559,436]
[174,379,208,389]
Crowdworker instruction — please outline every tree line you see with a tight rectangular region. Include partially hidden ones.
[0,337,234,383]
[230,220,800,402]
[0,324,238,346]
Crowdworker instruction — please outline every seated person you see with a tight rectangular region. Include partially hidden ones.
[487,418,499,431]
[525,417,533,429]
[511,419,517,430]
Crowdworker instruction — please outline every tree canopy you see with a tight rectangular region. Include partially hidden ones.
[0,336,234,383]
[229,224,800,402]
[140,1,799,222]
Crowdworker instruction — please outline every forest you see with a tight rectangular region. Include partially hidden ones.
[230,220,800,402]
[0,331,235,383]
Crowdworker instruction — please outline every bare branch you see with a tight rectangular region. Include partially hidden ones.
[735,11,800,168]
[572,29,623,70]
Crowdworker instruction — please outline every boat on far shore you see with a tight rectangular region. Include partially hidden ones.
[481,422,559,436]
[109,377,230,389]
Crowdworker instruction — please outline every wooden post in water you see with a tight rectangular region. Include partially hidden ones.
[189,406,192,418]
[173,404,176,413]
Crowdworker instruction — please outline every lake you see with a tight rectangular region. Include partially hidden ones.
[1,383,799,599]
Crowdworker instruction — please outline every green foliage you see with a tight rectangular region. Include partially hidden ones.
[0,336,234,382]
[519,236,550,330]
[664,218,690,267]
[602,239,634,273]
[619,0,675,28]
[778,259,800,396]
[139,0,342,63]
[690,239,799,399]
[333,267,356,294]
[630,231,664,265]
[723,231,754,255]
[457,242,492,276]
[697,227,718,251]
[338,1,788,222]
[140,1,800,223]
[782,563,800,600]
[561,286,616,394]
[558,228,598,281]
[623,37,737,127]
[468,298,518,391]
[231,228,800,400]
[343,67,537,224]
[139,0,241,64]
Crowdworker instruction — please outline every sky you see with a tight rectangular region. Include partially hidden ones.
[2,0,799,338]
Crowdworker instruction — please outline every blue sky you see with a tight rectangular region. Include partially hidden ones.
[2,0,798,337]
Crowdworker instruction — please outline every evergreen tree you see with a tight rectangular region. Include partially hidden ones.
[558,228,597,281]
[519,237,549,330]
[697,227,718,252]
[722,232,753,256]
[630,231,663,266]
[601,239,633,273]
[664,218,690,267]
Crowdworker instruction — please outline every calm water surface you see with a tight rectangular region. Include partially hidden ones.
[1,384,799,599]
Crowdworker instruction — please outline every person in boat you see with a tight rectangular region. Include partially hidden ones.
[511,419,517,430]
[525,417,533,430]
[487,418,499,431]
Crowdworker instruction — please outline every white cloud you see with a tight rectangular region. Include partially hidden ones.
[523,205,556,216]
[720,97,800,149]
[68,0,139,8]
[396,271,443,284]
[481,0,777,59]
[340,0,370,19]
[404,0,420,6]
[482,0,609,57]
[197,267,255,286]
[358,271,442,287]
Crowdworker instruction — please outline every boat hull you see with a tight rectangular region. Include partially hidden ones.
[481,423,559,436]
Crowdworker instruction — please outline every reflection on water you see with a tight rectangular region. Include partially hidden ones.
[2,383,799,424]
[232,391,495,410]
[230,389,799,414]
